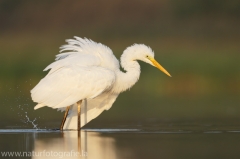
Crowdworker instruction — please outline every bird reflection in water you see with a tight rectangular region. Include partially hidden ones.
[32,131,118,159]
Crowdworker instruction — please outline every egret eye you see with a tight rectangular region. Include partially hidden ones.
[146,55,149,58]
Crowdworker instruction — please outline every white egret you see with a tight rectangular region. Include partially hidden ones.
[31,37,171,130]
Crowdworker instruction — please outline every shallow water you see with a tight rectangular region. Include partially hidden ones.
[1,125,240,159]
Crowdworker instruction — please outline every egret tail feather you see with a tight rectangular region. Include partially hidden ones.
[34,104,45,110]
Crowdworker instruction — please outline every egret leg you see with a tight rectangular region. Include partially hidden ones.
[78,131,81,152]
[60,106,70,131]
[77,100,82,131]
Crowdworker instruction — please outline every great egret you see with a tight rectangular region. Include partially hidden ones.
[31,37,171,130]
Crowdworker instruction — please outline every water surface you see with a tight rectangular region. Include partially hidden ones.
[1,125,240,159]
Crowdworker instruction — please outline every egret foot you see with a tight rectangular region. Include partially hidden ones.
[77,100,82,131]
[60,106,70,131]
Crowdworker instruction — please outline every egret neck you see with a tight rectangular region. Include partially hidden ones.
[113,50,141,93]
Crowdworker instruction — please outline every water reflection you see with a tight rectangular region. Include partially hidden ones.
[1,128,240,159]
[33,131,118,159]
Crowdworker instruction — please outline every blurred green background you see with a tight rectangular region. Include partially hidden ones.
[0,0,239,129]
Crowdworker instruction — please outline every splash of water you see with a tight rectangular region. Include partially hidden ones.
[25,112,38,129]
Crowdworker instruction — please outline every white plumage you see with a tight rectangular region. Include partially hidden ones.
[31,37,171,129]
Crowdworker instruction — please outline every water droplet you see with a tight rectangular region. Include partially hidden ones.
[25,112,38,129]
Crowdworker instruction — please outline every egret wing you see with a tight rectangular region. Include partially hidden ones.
[31,65,115,109]
[44,53,100,74]
[56,37,120,71]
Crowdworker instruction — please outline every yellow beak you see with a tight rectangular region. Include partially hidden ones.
[148,57,171,77]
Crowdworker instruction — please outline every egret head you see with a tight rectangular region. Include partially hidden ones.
[124,44,171,77]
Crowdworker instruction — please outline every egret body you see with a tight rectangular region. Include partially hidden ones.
[31,37,171,130]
